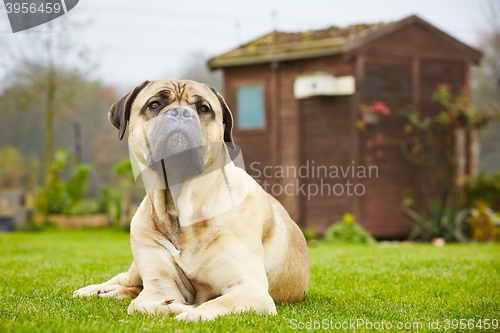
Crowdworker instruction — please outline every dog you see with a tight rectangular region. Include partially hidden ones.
[73,79,310,322]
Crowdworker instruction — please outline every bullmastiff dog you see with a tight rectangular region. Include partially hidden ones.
[73,79,310,321]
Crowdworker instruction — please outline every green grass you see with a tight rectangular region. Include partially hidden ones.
[0,229,499,332]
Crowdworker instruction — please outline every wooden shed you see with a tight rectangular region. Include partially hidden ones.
[208,15,482,239]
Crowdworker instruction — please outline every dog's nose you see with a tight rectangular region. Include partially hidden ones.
[167,106,194,120]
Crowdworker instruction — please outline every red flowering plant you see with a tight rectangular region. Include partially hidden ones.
[402,85,494,185]
[356,101,391,131]
[356,101,391,167]
[401,85,499,242]
[359,101,391,115]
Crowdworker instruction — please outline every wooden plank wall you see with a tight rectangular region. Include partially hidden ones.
[222,21,473,238]
[355,22,469,238]
[223,55,355,227]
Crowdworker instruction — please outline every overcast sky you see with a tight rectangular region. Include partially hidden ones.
[0,0,491,90]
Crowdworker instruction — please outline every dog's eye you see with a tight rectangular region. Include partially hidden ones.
[199,105,210,113]
[149,101,160,110]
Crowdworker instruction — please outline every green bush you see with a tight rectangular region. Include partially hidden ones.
[301,228,318,243]
[323,213,376,244]
[404,197,459,242]
[36,150,83,215]
[97,187,122,227]
[36,149,122,218]
[463,172,500,211]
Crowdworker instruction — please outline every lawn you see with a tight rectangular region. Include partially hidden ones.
[0,229,499,332]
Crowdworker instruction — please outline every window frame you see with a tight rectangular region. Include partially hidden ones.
[235,84,266,130]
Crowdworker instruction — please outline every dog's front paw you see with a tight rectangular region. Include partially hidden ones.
[98,285,142,299]
[175,307,220,322]
[128,298,194,316]
[73,284,141,299]
[73,284,102,297]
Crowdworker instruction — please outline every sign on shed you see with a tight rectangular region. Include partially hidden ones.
[294,73,355,99]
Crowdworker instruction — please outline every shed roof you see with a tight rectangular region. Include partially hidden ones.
[208,15,482,69]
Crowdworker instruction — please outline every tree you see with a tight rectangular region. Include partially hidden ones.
[0,67,125,188]
[472,0,500,113]
[0,145,40,189]
[472,0,500,174]
[0,18,94,217]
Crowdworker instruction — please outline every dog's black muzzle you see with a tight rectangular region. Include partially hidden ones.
[129,105,208,188]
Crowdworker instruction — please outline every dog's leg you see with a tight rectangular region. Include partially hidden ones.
[174,249,276,322]
[126,244,195,316]
[175,282,276,322]
[73,262,143,299]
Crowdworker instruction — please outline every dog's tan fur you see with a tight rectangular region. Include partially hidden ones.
[73,79,310,321]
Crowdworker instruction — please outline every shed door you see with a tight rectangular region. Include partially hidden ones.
[360,60,413,238]
[299,96,353,234]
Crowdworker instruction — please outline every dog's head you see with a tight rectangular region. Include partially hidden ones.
[109,79,234,185]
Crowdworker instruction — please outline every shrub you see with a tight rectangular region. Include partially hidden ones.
[0,145,42,189]
[301,228,318,242]
[404,197,459,242]
[36,149,121,219]
[36,150,93,215]
[469,201,496,242]
[97,187,122,227]
[463,172,500,211]
[323,213,376,244]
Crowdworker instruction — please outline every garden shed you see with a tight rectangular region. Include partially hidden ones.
[208,15,482,238]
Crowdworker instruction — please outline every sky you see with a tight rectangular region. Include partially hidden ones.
[0,0,492,90]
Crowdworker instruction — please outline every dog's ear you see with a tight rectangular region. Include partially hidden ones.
[108,80,150,140]
[209,86,234,149]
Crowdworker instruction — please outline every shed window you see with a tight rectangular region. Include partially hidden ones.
[237,85,265,129]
